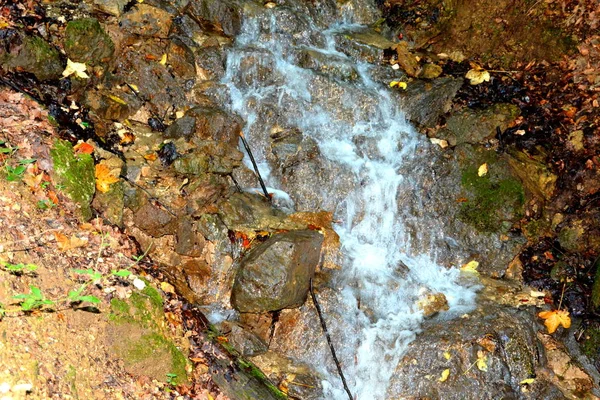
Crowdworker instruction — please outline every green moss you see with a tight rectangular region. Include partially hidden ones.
[64,18,114,65]
[141,284,163,309]
[50,139,95,220]
[66,365,78,399]
[459,163,525,232]
[581,325,600,358]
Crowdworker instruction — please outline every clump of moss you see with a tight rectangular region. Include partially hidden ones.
[50,139,95,220]
[459,164,525,232]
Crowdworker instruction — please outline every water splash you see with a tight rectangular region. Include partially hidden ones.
[220,6,478,399]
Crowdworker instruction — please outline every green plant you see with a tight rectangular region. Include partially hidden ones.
[13,286,55,311]
[1,261,38,276]
[166,373,178,386]
[37,199,55,210]
[5,158,36,182]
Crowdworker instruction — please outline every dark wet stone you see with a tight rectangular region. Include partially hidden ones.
[295,48,359,81]
[195,45,228,81]
[334,28,395,63]
[120,4,173,38]
[185,106,242,147]
[132,202,177,237]
[231,230,324,313]
[64,18,114,66]
[399,76,463,129]
[175,217,206,257]
[172,152,209,176]
[222,322,268,357]
[386,301,564,400]
[0,31,63,81]
[166,40,196,80]
[84,89,141,121]
[165,115,196,139]
[187,0,243,37]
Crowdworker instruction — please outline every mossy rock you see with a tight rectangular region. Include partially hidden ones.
[0,33,63,81]
[64,18,114,66]
[457,146,525,233]
[50,139,95,220]
[108,283,188,385]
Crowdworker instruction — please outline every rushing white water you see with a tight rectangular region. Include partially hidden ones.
[220,4,478,399]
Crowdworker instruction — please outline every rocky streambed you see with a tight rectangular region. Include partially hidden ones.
[1,0,600,399]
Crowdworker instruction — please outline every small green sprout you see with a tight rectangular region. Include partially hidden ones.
[13,286,55,311]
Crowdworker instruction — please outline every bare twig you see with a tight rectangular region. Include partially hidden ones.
[239,133,270,201]
[309,278,353,400]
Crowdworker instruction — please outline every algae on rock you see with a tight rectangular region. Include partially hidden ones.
[50,139,95,220]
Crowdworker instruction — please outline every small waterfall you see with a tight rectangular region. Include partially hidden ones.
[220,4,478,399]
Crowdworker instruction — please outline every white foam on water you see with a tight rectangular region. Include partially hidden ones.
[220,8,479,400]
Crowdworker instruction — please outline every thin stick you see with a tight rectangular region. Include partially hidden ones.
[310,278,353,400]
[239,133,270,201]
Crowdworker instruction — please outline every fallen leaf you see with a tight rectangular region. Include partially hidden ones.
[514,129,526,136]
[443,351,451,360]
[107,94,127,105]
[520,378,535,385]
[62,59,90,79]
[54,232,88,251]
[476,350,488,372]
[389,81,408,90]
[478,163,488,177]
[461,260,479,273]
[439,369,450,382]
[159,54,167,65]
[430,138,449,148]
[538,309,571,334]
[73,142,94,154]
[465,64,490,85]
[95,164,120,193]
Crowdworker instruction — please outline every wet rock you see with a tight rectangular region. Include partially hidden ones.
[84,89,140,122]
[249,351,323,400]
[175,217,206,257]
[295,48,359,81]
[199,141,243,174]
[386,301,564,399]
[0,31,63,81]
[334,28,395,63]
[195,45,228,81]
[436,103,520,146]
[507,150,557,202]
[416,291,449,317]
[172,152,209,176]
[187,0,243,37]
[222,322,268,357]
[218,192,303,233]
[336,0,381,25]
[120,4,173,38]
[231,230,324,313]
[187,106,243,147]
[558,218,600,254]
[132,201,178,237]
[166,40,197,80]
[399,77,463,129]
[64,18,114,66]
[93,0,128,17]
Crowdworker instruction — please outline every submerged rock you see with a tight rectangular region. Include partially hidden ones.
[231,230,324,313]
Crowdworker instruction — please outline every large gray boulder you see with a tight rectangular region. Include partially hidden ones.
[231,230,324,313]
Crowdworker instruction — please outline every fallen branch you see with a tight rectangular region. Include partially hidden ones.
[239,132,271,201]
[310,278,353,400]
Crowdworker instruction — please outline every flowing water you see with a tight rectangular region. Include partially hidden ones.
[219,2,479,399]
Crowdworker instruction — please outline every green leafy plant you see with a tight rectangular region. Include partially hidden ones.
[37,199,55,210]
[13,286,55,311]
[1,261,38,276]
[166,373,178,386]
[5,159,36,182]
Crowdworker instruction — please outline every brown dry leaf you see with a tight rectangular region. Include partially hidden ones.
[538,309,571,334]
[95,164,119,193]
[54,232,88,251]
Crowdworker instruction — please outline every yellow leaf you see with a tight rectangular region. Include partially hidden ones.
[443,351,451,360]
[478,163,488,177]
[461,260,479,273]
[54,232,88,251]
[128,83,139,92]
[465,68,490,85]
[390,81,408,90]
[62,58,90,79]
[439,369,450,382]
[520,378,535,385]
[159,54,167,65]
[538,309,571,334]
[107,94,127,105]
[476,350,488,372]
[95,164,120,193]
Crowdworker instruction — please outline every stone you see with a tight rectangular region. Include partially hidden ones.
[222,322,268,357]
[93,0,128,16]
[187,0,243,37]
[231,230,324,313]
[439,103,520,146]
[386,300,566,399]
[334,28,396,63]
[186,106,243,147]
[507,150,557,201]
[393,41,420,77]
[295,48,359,81]
[64,18,114,66]
[132,202,177,237]
[399,77,463,129]
[120,4,173,38]
[0,32,63,81]
[175,217,206,257]
[416,291,449,317]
